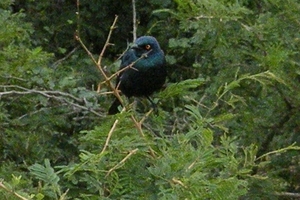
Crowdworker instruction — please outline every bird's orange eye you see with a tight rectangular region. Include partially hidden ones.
[145,44,151,50]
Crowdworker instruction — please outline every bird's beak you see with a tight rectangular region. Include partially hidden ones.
[131,44,142,50]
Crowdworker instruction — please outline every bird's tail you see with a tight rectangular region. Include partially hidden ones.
[108,98,122,115]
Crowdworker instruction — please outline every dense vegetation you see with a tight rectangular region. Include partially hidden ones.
[1,0,300,199]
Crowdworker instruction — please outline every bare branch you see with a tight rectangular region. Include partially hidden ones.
[0,85,82,102]
[256,142,300,161]
[0,75,26,82]
[51,46,80,68]
[75,14,119,103]
[0,180,29,200]
[100,118,121,155]
[0,85,104,117]
[75,35,98,67]
[275,192,300,198]
[132,0,137,41]
[105,148,138,178]
[130,113,156,158]
[98,15,119,66]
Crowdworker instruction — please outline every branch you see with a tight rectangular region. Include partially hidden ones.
[97,51,151,108]
[105,148,138,178]
[132,0,137,41]
[75,35,98,69]
[75,15,121,105]
[100,118,121,155]
[275,192,300,198]
[0,85,104,117]
[256,143,300,161]
[51,46,80,68]
[98,15,118,66]
[0,181,29,200]
[130,110,156,157]
[0,85,83,102]
[0,75,26,82]
[75,9,157,162]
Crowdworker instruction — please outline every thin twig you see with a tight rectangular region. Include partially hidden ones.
[139,109,153,124]
[171,178,187,188]
[98,51,150,108]
[132,0,137,41]
[76,0,81,36]
[75,36,99,69]
[100,118,120,155]
[256,143,300,161]
[0,85,103,117]
[105,148,138,178]
[98,15,119,66]
[130,115,145,137]
[98,91,115,95]
[130,114,156,157]
[100,63,138,85]
[275,192,300,198]
[0,75,26,82]
[51,46,79,68]
[59,189,69,200]
[0,181,29,200]
[0,85,83,102]
[75,15,121,105]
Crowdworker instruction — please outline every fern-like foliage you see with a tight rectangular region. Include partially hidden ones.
[29,159,62,199]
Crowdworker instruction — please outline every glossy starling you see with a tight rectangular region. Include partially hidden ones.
[108,36,167,114]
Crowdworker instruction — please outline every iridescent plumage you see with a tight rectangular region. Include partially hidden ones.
[108,36,167,114]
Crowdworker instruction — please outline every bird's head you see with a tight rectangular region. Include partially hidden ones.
[131,36,162,58]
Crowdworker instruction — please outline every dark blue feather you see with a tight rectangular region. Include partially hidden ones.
[108,36,167,114]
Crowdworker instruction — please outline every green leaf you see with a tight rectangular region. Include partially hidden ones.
[160,78,205,98]
[29,159,60,185]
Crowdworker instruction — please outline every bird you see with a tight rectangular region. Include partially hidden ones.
[108,36,167,114]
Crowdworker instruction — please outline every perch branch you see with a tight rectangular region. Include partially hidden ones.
[75,15,123,107]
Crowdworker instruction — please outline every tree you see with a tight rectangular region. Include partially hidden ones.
[1,0,300,199]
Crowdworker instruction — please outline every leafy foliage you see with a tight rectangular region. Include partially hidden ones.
[1,0,300,199]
